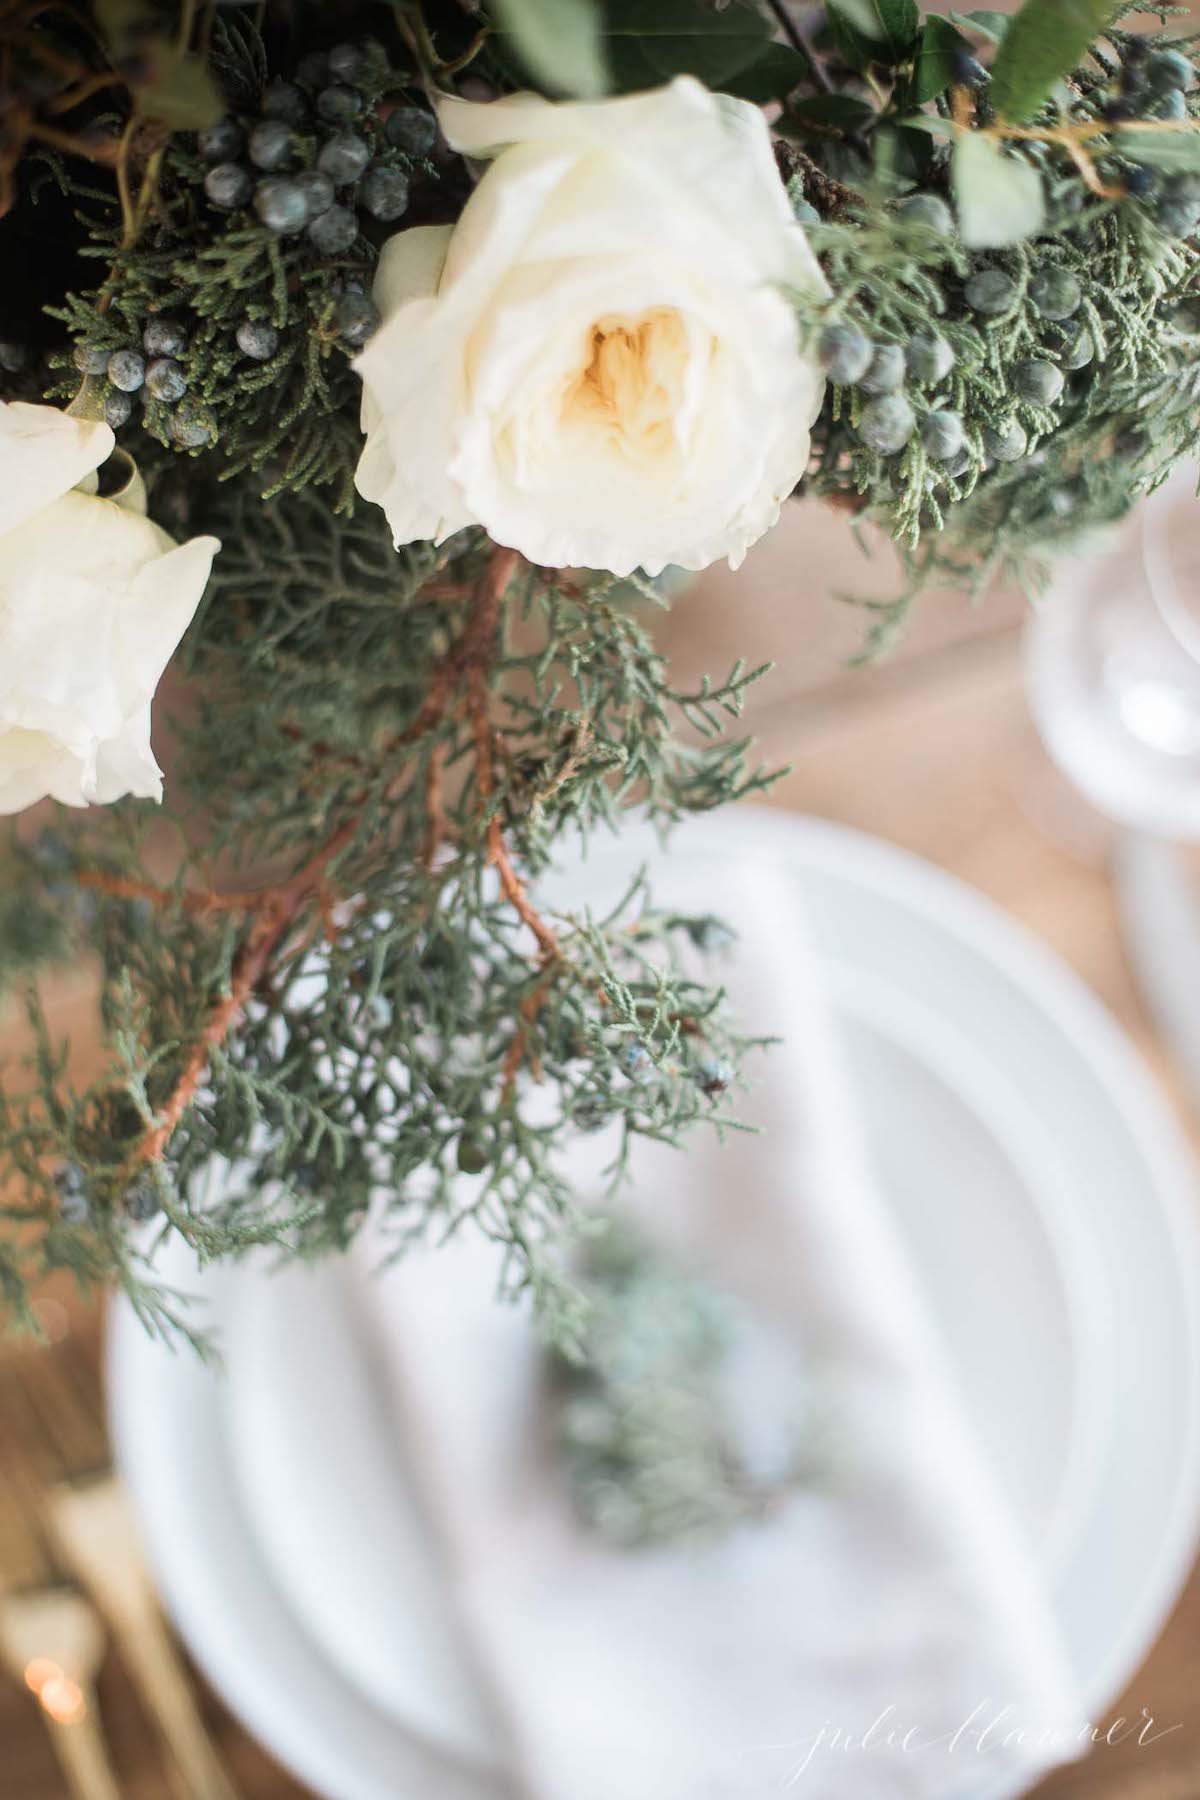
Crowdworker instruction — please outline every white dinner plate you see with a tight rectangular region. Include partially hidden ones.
[109,808,1200,1800]
[213,945,1111,1774]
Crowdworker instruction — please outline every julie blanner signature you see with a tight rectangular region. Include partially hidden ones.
[779,1702,1182,1784]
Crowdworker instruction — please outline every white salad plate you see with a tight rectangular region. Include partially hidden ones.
[109,808,1200,1800]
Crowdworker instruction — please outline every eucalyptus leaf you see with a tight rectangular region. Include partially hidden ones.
[891,121,937,181]
[989,0,1118,124]
[912,16,973,104]
[827,0,919,62]
[952,129,1045,245]
[779,93,876,134]
[901,114,959,138]
[601,0,772,90]
[825,8,873,72]
[493,0,608,96]
[719,42,811,102]
[1116,127,1200,173]
[949,9,1010,45]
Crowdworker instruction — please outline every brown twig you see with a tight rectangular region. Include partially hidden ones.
[76,869,272,915]
[501,971,554,1103]
[772,141,857,221]
[985,114,1200,202]
[98,545,563,1147]
[456,546,565,1096]
[423,741,448,868]
[487,817,559,959]
[463,548,560,962]
[134,818,359,1165]
[45,71,123,115]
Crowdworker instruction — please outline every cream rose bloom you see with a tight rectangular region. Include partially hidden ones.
[0,402,219,815]
[354,77,828,577]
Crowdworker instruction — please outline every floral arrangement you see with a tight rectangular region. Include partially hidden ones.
[1,0,1197,1346]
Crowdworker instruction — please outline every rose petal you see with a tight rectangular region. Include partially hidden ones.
[0,490,217,814]
[438,77,827,299]
[0,402,114,539]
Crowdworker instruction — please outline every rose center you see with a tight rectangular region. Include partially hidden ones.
[562,308,708,460]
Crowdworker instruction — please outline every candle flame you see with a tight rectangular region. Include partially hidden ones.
[39,1675,87,1725]
[23,1656,61,1695]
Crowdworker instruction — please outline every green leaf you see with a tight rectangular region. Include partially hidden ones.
[911,16,973,104]
[1116,127,1200,172]
[989,0,1118,124]
[825,8,873,72]
[778,93,876,135]
[136,51,223,129]
[952,129,1045,244]
[890,120,936,181]
[492,0,608,96]
[600,0,773,89]
[495,0,799,101]
[827,0,920,62]
[950,9,1010,45]
[93,0,146,38]
[92,0,223,130]
[92,0,222,129]
[901,113,959,137]
[718,41,811,102]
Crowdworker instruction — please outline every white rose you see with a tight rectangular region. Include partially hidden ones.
[354,77,828,577]
[0,401,219,815]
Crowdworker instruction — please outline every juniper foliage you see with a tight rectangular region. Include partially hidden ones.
[0,477,775,1349]
[785,5,1200,651]
[4,0,1200,1345]
[551,1220,811,1546]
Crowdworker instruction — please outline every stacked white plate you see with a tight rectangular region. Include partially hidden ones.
[109,809,1200,1800]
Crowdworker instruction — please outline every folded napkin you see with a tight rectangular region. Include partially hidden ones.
[351,865,1082,1800]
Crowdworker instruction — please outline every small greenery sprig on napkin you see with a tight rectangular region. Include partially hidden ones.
[551,1222,814,1547]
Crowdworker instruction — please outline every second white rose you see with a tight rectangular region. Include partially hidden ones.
[0,402,219,816]
[354,77,828,578]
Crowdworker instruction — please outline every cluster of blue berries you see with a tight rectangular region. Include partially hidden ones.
[1105,41,1193,121]
[73,317,214,445]
[963,265,1087,467]
[566,1041,731,1136]
[199,38,435,286]
[1104,41,1198,231]
[53,1163,161,1226]
[822,243,1094,477]
[819,316,963,467]
[816,192,972,469]
[68,43,437,452]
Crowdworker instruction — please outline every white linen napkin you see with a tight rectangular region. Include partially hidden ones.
[351,866,1083,1800]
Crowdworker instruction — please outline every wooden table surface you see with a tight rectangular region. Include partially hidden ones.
[3,499,1199,1797]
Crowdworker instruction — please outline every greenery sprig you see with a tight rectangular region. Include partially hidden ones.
[1,481,774,1349]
